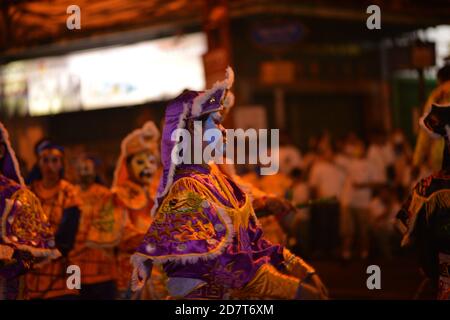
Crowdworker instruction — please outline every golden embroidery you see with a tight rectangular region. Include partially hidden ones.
[9,188,52,242]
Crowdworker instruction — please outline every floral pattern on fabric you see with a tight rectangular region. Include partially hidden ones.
[137,178,232,263]
[0,175,58,258]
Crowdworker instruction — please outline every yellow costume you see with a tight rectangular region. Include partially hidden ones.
[413,81,450,170]
[70,183,120,287]
[25,179,80,299]
[112,122,167,299]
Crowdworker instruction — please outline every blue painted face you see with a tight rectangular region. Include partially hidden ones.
[204,110,226,155]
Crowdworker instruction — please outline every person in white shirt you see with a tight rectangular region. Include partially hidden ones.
[369,187,400,259]
[288,168,311,256]
[308,147,346,258]
[340,140,373,260]
[309,148,346,200]
[367,132,393,184]
[389,129,414,199]
[278,144,303,176]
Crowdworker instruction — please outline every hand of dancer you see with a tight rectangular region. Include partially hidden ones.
[309,274,329,299]
[296,282,322,300]
[131,259,153,291]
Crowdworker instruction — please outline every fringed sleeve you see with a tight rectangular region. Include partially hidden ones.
[398,175,450,246]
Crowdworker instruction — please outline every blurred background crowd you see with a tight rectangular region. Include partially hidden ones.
[236,128,417,261]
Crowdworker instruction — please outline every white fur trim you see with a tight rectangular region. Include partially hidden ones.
[0,122,24,185]
[130,254,149,292]
[223,91,235,109]
[191,67,235,118]
[151,102,191,217]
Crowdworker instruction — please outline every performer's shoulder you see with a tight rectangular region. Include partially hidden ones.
[112,180,147,210]
[8,187,53,232]
[10,185,41,205]
[0,179,40,219]
[5,187,59,258]
[155,178,215,220]
[168,175,216,201]
[90,183,111,196]
[60,179,78,192]
[60,179,81,208]
[429,81,450,99]
[171,175,201,190]
[0,174,21,195]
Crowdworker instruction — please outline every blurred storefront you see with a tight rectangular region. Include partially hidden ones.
[0,0,449,174]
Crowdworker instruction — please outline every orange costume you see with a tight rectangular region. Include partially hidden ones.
[70,182,121,293]
[25,179,81,299]
[113,180,154,292]
[230,167,288,246]
[112,122,167,299]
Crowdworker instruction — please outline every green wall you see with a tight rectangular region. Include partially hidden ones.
[391,76,437,145]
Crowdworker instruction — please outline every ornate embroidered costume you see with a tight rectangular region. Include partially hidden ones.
[0,123,59,300]
[112,122,167,298]
[221,165,289,246]
[70,182,120,298]
[398,104,450,300]
[25,142,81,299]
[131,68,326,300]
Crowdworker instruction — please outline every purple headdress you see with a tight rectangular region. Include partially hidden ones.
[151,67,235,216]
[0,122,24,185]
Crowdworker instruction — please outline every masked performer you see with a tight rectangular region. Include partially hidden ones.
[413,64,450,172]
[130,68,327,300]
[397,104,450,300]
[25,141,81,300]
[112,121,166,299]
[0,124,59,300]
[70,155,121,299]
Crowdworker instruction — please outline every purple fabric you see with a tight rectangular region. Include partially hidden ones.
[0,123,22,184]
[155,87,230,207]
[1,152,21,185]
[0,175,21,225]
[0,253,29,279]
[196,87,227,117]
[0,176,28,300]
[156,90,199,201]
[0,124,57,299]
[141,75,283,295]
[0,175,56,254]
[136,165,285,290]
